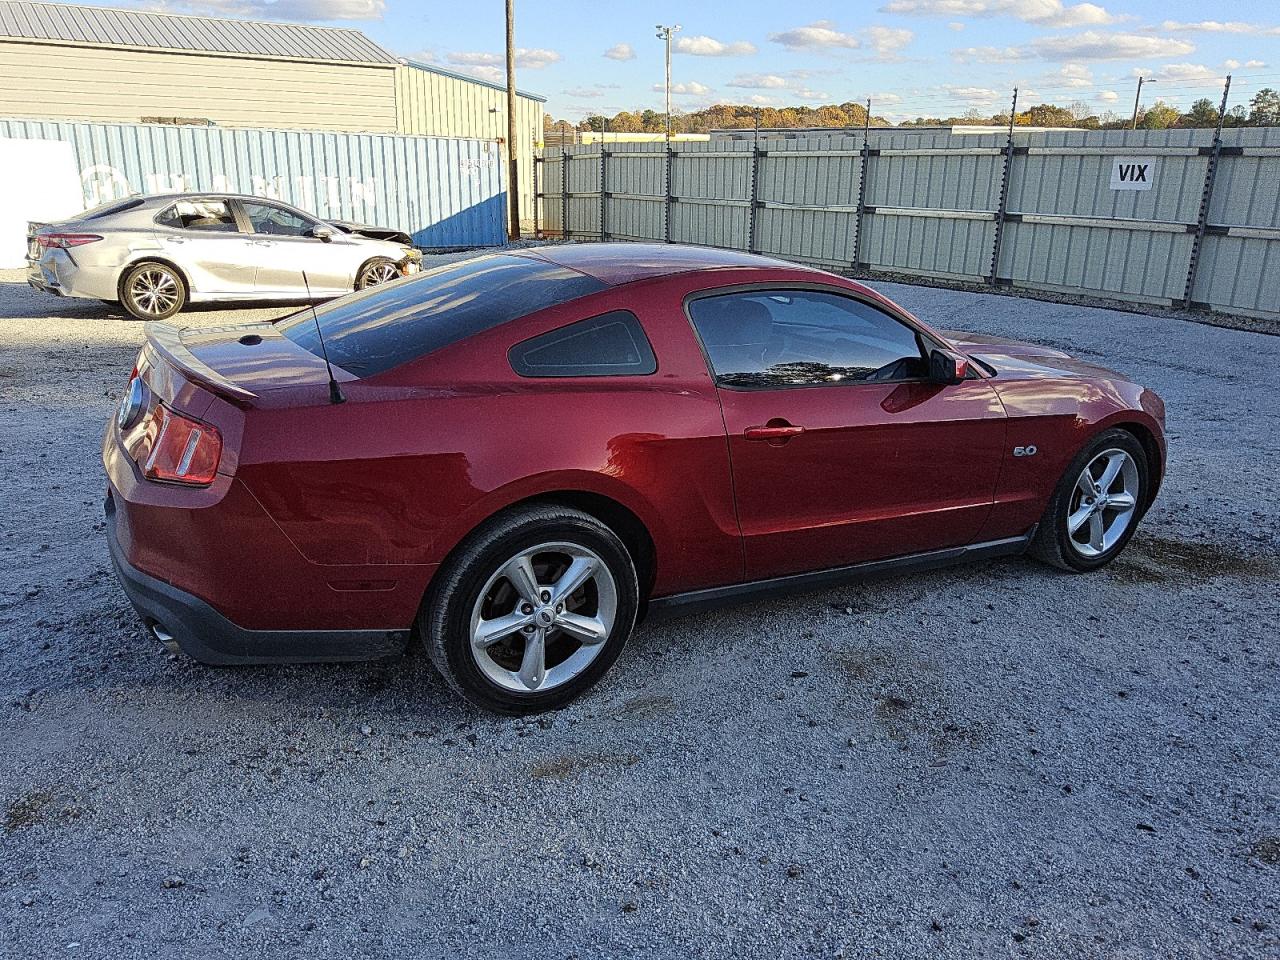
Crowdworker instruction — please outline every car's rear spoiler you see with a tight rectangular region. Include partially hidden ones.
[144,321,258,405]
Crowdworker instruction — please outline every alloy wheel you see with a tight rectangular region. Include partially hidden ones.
[363,262,399,286]
[468,541,617,693]
[1066,448,1140,558]
[129,267,179,316]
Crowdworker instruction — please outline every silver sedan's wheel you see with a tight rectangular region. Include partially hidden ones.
[1066,448,1140,558]
[356,258,399,289]
[122,264,185,320]
[469,542,618,693]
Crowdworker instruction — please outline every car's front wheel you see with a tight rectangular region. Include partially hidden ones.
[1030,427,1149,571]
[423,505,640,714]
[120,262,186,321]
[355,257,399,290]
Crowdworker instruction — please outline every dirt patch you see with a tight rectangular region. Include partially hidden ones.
[5,789,81,832]
[530,752,640,780]
[1251,836,1280,865]
[1108,535,1280,585]
[613,695,675,720]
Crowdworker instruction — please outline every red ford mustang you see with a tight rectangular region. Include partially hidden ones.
[103,243,1166,713]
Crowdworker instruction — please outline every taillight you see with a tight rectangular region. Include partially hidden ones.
[37,233,103,248]
[139,405,222,486]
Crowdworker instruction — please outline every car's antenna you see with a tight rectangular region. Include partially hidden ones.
[301,271,345,405]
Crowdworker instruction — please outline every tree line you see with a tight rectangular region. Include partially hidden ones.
[546,89,1280,134]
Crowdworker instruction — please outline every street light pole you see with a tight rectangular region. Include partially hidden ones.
[1131,76,1155,130]
[655,24,681,141]
[504,0,520,240]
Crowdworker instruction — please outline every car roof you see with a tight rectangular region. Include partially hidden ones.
[510,242,820,286]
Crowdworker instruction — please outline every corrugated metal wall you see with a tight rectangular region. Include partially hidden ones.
[0,39,399,132]
[394,64,543,227]
[0,117,506,247]
[539,129,1280,321]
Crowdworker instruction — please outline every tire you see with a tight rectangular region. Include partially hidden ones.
[423,505,640,714]
[355,257,399,290]
[1029,427,1149,572]
[120,262,187,321]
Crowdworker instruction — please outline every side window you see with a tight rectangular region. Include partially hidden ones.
[688,289,927,388]
[509,310,657,378]
[241,201,318,238]
[156,199,238,233]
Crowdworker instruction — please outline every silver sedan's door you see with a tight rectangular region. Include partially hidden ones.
[237,200,359,296]
[153,199,257,295]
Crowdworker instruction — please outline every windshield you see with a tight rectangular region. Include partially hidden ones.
[277,254,606,378]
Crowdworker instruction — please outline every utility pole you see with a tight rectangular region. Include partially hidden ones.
[1131,76,1154,130]
[504,0,520,240]
[655,24,681,141]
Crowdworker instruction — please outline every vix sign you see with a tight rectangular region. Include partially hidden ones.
[1110,157,1155,191]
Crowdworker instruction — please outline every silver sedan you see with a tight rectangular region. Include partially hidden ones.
[26,193,421,320]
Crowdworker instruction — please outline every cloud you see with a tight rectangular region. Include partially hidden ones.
[446,48,561,70]
[652,81,714,96]
[955,31,1195,62]
[160,0,385,18]
[769,21,862,51]
[948,21,966,31]
[603,42,636,61]
[1134,63,1234,83]
[943,84,1005,103]
[673,35,757,57]
[1045,62,1092,87]
[1096,89,1118,102]
[727,74,791,89]
[880,0,1121,28]
[865,26,915,58]
[1160,21,1280,37]
[562,87,604,99]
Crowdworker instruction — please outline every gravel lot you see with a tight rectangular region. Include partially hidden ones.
[0,257,1277,959]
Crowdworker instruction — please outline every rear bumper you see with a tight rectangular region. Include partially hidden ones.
[105,493,410,665]
[27,250,115,300]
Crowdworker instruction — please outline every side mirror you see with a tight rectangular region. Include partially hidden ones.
[312,225,334,242]
[928,348,969,385]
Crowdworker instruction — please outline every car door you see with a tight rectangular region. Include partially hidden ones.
[237,200,358,296]
[153,198,258,295]
[687,286,1008,581]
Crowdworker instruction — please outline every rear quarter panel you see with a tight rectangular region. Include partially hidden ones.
[235,276,757,597]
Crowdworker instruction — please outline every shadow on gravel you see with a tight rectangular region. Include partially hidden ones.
[1108,534,1280,584]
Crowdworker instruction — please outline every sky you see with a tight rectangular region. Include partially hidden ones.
[60,1,1280,121]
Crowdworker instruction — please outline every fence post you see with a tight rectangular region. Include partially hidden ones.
[532,154,541,239]
[561,147,569,240]
[987,87,1019,284]
[852,99,872,269]
[1183,75,1231,308]
[747,143,760,253]
[664,144,674,243]
[599,145,608,241]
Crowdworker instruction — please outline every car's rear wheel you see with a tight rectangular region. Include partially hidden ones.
[356,257,399,290]
[423,505,639,714]
[121,262,186,321]
[1030,428,1148,572]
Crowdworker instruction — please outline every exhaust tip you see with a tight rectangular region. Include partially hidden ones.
[149,623,180,655]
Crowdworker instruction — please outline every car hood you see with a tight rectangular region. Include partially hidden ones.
[939,329,1129,382]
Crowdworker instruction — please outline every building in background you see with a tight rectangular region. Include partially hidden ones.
[0,1,544,226]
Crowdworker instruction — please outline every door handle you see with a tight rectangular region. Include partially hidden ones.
[250,239,274,246]
[744,421,805,444]
[164,236,186,244]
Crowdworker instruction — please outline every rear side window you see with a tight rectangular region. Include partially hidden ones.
[277,254,606,377]
[156,199,239,233]
[509,311,656,378]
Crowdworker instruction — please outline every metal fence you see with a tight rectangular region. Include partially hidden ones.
[536,128,1280,320]
[0,117,507,248]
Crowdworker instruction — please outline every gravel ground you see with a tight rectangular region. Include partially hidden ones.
[0,257,1277,959]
